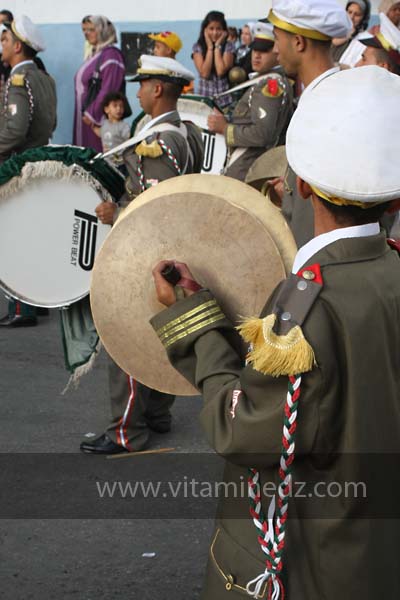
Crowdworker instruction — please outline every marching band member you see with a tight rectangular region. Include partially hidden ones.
[0,15,57,328]
[151,65,400,600]
[208,22,293,182]
[80,55,203,454]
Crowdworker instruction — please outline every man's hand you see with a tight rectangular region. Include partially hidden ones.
[152,260,198,307]
[208,109,228,135]
[95,202,117,225]
[268,177,285,206]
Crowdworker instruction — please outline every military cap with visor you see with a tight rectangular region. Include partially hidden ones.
[5,14,46,52]
[286,66,400,206]
[268,0,352,41]
[129,55,195,86]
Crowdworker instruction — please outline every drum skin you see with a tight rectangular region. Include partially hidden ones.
[0,177,112,307]
[90,174,297,396]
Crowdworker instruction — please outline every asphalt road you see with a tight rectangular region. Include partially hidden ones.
[0,295,218,599]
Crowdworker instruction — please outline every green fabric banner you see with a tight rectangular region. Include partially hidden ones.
[0,145,125,201]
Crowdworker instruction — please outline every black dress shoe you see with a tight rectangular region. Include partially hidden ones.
[146,419,171,434]
[80,434,128,454]
[0,314,38,327]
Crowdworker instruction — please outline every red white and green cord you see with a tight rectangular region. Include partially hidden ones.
[136,139,181,192]
[246,375,302,599]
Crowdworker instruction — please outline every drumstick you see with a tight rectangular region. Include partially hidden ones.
[107,447,176,459]
[214,72,270,97]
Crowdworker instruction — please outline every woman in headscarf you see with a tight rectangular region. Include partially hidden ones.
[234,22,256,77]
[332,1,372,63]
[370,0,400,34]
[73,15,126,152]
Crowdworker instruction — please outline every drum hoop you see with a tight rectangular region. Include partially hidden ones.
[0,160,114,205]
[0,278,89,309]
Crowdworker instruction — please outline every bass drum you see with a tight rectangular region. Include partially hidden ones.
[90,174,297,396]
[0,146,124,308]
[132,95,227,175]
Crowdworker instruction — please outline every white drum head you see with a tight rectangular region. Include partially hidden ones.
[0,177,111,307]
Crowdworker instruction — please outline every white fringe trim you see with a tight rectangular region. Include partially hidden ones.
[61,339,102,395]
[0,161,113,203]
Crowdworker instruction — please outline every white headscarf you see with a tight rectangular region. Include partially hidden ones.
[89,15,117,53]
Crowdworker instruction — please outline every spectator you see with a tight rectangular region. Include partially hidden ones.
[73,15,126,152]
[332,1,371,64]
[92,91,130,171]
[81,15,93,60]
[235,22,256,77]
[192,10,235,108]
[370,0,400,34]
[148,31,182,58]
[0,9,12,23]
[227,26,239,48]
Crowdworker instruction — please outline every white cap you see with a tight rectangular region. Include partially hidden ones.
[130,55,195,85]
[378,12,400,51]
[10,15,46,52]
[253,21,275,42]
[287,66,400,205]
[269,0,352,41]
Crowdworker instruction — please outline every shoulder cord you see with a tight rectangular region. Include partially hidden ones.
[136,139,182,193]
[246,375,302,600]
[4,76,34,124]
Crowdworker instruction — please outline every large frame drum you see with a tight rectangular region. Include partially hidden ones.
[90,174,297,395]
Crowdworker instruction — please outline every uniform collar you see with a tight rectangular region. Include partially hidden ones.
[141,110,179,134]
[292,223,380,273]
[11,60,34,74]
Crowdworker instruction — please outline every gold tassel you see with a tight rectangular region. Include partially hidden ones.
[237,314,316,377]
[135,140,163,158]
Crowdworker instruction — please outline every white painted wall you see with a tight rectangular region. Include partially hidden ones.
[4,0,382,25]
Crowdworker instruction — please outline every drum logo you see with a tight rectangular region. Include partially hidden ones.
[202,131,216,173]
[70,210,98,271]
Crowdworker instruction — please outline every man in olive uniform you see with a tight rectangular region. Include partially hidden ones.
[207,22,293,183]
[270,0,351,248]
[0,15,57,327]
[357,12,400,73]
[80,55,203,454]
[151,66,400,599]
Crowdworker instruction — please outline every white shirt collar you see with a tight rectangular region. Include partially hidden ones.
[141,111,176,134]
[292,223,380,274]
[11,60,34,74]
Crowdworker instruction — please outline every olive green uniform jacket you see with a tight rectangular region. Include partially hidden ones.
[0,61,57,163]
[151,232,400,599]
[224,69,293,182]
[122,110,203,201]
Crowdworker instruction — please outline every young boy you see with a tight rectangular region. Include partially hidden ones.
[92,91,130,164]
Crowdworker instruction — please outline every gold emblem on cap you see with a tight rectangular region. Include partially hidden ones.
[302,270,315,281]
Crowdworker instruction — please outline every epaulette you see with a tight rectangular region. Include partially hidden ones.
[10,74,25,87]
[261,75,284,98]
[238,264,323,377]
[135,136,163,158]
